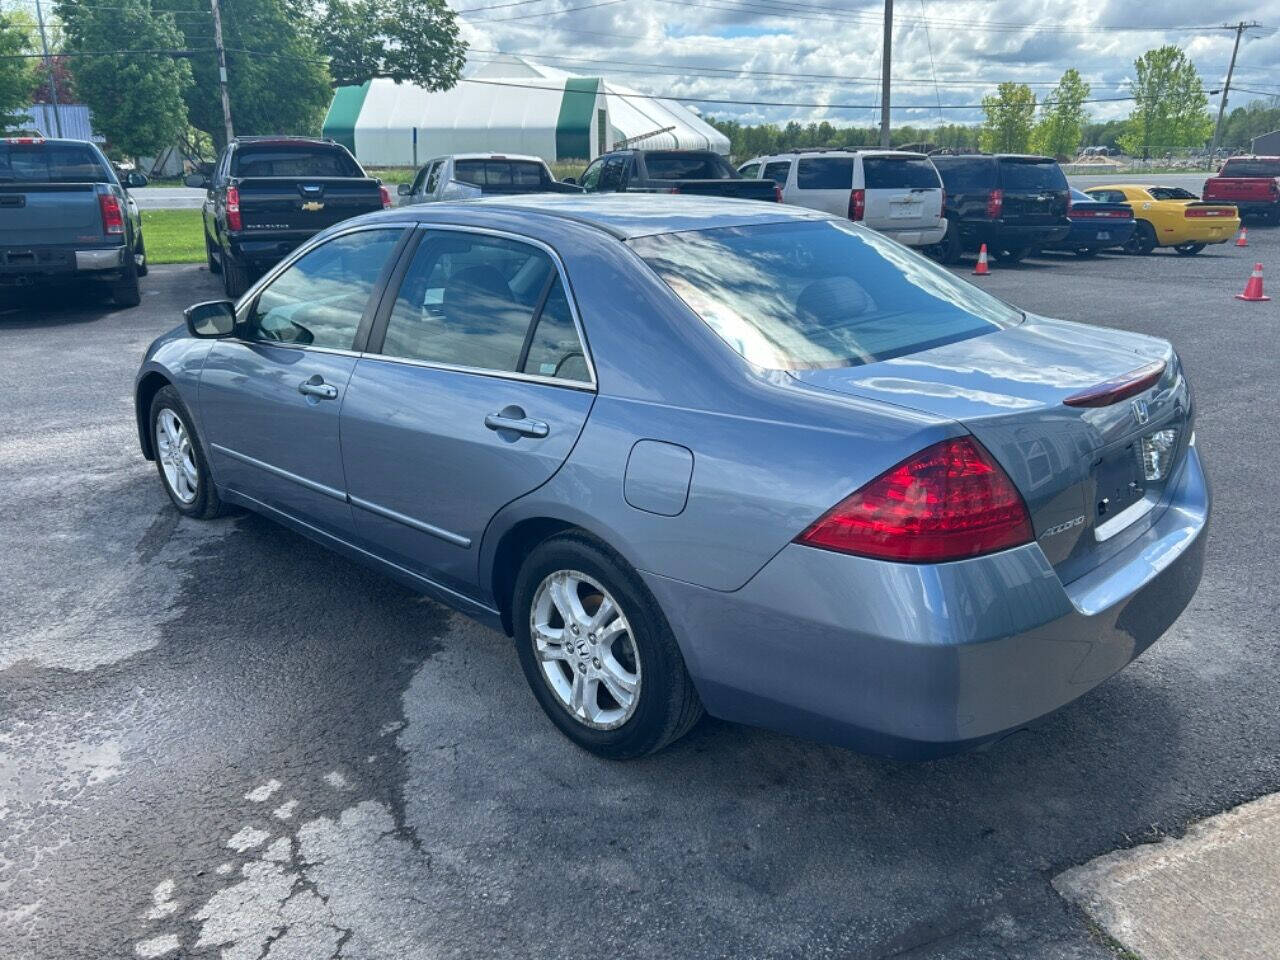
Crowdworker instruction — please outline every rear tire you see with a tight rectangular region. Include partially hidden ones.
[222,253,252,299]
[149,385,226,520]
[110,253,142,307]
[512,533,703,759]
[135,235,148,277]
[1173,242,1205,256]
[1124,221,1157,255]
[927,221,962,264]
[205,231,222,274]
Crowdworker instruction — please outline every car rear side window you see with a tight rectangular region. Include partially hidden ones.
[0,142,108,183]
[232,145,361,178]
[931,157,996,191]
[998,159,1068,191]
[379,232,587,380]
[862,157,941,189]
[1087,189,1127,203]
[762,161,792,185]
[1220,159,1280,177]
[738,162,762,179]
[454,160,546,187]
[632,219,1022,371]
[797,157,853,189]
[244,229,403,350]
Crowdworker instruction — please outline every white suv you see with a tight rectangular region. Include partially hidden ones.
[739,149,947,247]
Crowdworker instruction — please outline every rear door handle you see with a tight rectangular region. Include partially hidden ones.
[298,376,338,400]
[484,413,549,438]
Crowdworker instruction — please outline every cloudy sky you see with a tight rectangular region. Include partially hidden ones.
[454,0,1279,127]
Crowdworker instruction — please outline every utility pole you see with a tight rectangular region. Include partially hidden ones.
[209,0,234,144]
[33,0,62,137]
[1210,21,1261,165]
[879,0,893,147]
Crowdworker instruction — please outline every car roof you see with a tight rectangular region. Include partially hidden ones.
[384,193,834,240]
[441,153,545,162]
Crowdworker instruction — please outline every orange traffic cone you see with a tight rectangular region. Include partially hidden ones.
[1236,262,1270,302]
[973,243,991,276]
[1236,227,1248,248]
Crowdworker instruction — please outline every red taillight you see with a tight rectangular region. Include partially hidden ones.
[379,184,392,209]
[1062,360,1165,408]
[794,436,1033,563]
[97,187,124,236]
[774,184,783,203]
[986,188,1003,219]
[1185,206,1231,218]
[226,184,242,231]
[848,188,865,221]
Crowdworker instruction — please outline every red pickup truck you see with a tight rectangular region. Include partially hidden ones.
[1203,156,1280,224]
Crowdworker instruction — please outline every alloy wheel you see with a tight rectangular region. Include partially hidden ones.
[530,570,641,730]
[155,408,198,504]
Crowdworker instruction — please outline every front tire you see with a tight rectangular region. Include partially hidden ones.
[150,385,226,520]
[135,235,148,277]
[512,534,703,759]
[1174,242,1205,256]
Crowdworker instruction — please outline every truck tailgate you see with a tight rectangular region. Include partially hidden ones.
[0,183,104,245]
[1203,177,1277,203]
[661,179,779,201]
[233,177,384,233]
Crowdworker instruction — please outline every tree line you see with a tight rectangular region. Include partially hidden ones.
[0,0,469,158]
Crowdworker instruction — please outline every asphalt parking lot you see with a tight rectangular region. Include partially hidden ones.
[2,226,1278,960]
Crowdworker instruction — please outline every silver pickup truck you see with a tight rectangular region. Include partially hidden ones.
[0,137,148,307]
[397,153,583,205]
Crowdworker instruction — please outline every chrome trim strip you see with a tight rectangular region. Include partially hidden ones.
[355,352,596,392]
[349,495,472,548]
[225,489,499,618]
[1094,493,1158,542]
[210,443,347,502]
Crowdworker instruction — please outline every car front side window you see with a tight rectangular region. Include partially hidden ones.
[378,232,587,380]
[578,159,604,191]
[243,229,403,350]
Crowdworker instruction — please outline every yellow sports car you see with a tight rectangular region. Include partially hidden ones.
[1084,184,1240,255]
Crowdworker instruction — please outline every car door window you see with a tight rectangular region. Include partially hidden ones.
[579,159,604,191]
[410,166,430,195]
[426,161,444,195]
[244,229,403,350]
[598,155,627,192]
[738,162,761,179]
[797,157,853,189]
[380,232,574,374]
[521,277,590,382]
[762,161,792,185]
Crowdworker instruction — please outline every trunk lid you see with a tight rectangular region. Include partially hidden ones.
[232,177,383,233]
[861,154,944,231]
[788,317,1191,581]
[998,157,1070,225]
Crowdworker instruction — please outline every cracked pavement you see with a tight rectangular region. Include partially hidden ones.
[2,227,1278,959]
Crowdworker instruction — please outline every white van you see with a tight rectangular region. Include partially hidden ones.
[739,149,947,247]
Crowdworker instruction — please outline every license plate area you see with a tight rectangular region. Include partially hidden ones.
[890,202,921,219]
[1094,444,1147,524]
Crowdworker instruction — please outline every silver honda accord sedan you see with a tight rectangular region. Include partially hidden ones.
[135,194,1208,759]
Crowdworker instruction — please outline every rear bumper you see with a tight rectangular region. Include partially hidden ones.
[957,221,1071,250]
[644,445,1209,759]
[1159,219,1239,246]
[878,223,948,247]
[227,234,310,267]
[1048,220,1137,249]
[1204,200,1275,217]
[0,244,125,283]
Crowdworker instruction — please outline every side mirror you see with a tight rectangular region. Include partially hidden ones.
[185,300,237,338]
[125,172,149,188]
[184,172,210,189]
[397,183,411,196]
[561,176,576,185]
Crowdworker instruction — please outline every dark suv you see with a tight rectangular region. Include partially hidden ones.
[928,154,1071,263]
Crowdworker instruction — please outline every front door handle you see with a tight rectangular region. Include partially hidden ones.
[298,376,338,400]
[484,412,549,438]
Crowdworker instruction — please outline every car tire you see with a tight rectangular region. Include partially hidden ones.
[205,232,222,275]
[929,221,962,264]
[1124,221,1157,255]
[110,253,142,307]
[222,254,251,299]
[1173,243,1205,256]
[996,246,1029,263]
[149,385,226,520]
[135,235,148,277]
[1074,246,1100,258]
[512,533,703,759]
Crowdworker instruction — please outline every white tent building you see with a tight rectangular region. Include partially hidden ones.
[322,56,729,167]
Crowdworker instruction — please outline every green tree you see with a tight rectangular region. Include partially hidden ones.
[980,83,1036,153]
[56,0,192,155]
[1118,45,1213,157]
[313,0,464,90]
[0,12,39,133]
[1031,68,1090,159]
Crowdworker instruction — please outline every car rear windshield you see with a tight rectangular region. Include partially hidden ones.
[630,219,1022,371]
[998,158,1068,191]
[454,159,546,187]
[862,156,941,189]
[930,157,995,191]
[0,142,109,183]
[232,145,361,178]
[643,152,735,180]
[797,157,853,189]
[1219,158,1280,177]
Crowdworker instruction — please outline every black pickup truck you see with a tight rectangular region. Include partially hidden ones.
[0,137,148,306]
[574,149,781,201]
[187,136,389,297]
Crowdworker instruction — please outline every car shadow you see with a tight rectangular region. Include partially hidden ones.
[0,284,124,329]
